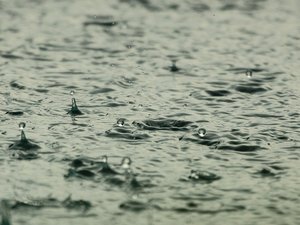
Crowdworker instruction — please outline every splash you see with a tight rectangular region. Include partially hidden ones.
[169,60,180,72]
[67,90,83,116]
[8,122,40,151]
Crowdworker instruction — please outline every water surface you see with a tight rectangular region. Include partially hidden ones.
[1,0,300,224]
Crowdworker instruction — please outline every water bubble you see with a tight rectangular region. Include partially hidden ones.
[70,90,75,96]
[117,118,125,127]
[246,70,252,78]
[198,128,206,137]
[121,157,132,170]
[19,122,26,130]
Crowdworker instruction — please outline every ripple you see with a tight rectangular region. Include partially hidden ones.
[89,88,115,94]
[1,53,23,59]
[180,131,220,148]
[9,150,39,160]
[9,196,91,213]
[234,84,268,94]
[10,81,25,89]
[113,76,137,89]
[104,121,150,141]
[105,129,150,141]
[83,15,118,27]
[9,137,40,152]
[226,67,265,74]
[169,205,246,214]
[133,119,193,131]
[5,111,24,116]
[218,144,264,152]
[180,170,221,183]
[119,200,150,212]
[205,90,231,97]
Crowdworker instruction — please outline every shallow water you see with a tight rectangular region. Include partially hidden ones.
[1,0,300,224]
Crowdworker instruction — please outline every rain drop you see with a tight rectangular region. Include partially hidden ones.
[246,70,252,78]
[198,128,206,137]
[19,122,26,130]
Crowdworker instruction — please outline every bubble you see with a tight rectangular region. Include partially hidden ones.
[117,118,125,127]
[19,122,26,130]
[198,128,206,137]
[70,90,75,96]
[121,157,132,169]
[246,70,252,78]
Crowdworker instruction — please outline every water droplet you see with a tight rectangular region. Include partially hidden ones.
[246,70,252,78]
[121,157,132,170]
[19,122,26,130]
[198,128,206,137]
[70,90,75,96]
[117,118,125,127]
[101,155,108,163]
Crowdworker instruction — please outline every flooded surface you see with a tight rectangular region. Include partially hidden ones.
[1,0,300,224]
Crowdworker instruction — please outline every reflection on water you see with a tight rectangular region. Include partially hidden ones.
[0,0,299,224]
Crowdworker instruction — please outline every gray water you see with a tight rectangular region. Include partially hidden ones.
[1,0,300,224]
